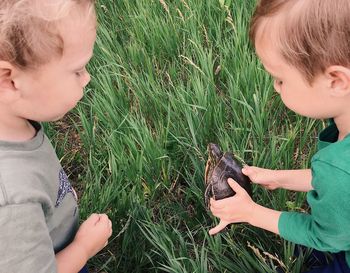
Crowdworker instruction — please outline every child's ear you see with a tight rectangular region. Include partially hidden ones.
[325,65,350,97]
[0,61,20,103]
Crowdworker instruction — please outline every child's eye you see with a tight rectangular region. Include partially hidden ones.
[75,68,86,77]
[274,79,283,86]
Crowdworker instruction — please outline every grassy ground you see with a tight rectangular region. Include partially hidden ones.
[48,0,323,272]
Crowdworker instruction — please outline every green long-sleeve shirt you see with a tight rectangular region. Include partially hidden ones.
[278,123,350,266]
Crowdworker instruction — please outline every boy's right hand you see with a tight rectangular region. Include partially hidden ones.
[73,213,113,259]
[242,166,280,190]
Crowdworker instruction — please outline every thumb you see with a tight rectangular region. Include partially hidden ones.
[209,220,229,235]
[241,166,250,176]
[227,178,244,194]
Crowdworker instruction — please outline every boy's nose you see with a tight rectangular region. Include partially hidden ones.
[82,72,91,88]
[273,81,281,94]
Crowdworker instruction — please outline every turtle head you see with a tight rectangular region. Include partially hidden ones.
[207,143,222,165]
[205,143,223,186]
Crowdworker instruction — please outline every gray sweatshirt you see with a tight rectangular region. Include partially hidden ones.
[0,122,78,272]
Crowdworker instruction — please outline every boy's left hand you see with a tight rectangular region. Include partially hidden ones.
[209,178,255,235]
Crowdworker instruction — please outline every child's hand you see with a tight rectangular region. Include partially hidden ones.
[242,165,280,190]
[209,178,255,235]
[73,213,113,259]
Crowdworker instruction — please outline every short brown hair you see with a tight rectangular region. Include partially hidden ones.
[249,0,350,83]
[0,0,95,70]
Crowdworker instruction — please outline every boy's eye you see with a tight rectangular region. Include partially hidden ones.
[75,67,86,77]
[274,79,283,86]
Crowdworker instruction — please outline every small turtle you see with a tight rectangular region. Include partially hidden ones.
[204,143,252,209]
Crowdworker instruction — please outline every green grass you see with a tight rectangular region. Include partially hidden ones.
[48,0,323,272]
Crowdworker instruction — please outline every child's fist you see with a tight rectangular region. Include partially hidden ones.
[73,213,113,259]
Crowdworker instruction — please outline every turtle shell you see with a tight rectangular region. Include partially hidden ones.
[205,144,252,209]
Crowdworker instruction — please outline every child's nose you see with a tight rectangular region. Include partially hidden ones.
[82,72,91,87]
[273,81,281,94]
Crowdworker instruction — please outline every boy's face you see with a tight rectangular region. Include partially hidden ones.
[255,30,338,120]
[12,8,96,122]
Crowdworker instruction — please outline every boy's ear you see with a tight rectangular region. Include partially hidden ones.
[0,61,20,103]
[325,65,350,97]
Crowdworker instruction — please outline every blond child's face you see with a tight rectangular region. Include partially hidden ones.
[255,34,339,120]
[12,10,96,122]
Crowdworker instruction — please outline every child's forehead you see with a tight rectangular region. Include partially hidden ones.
[56,14,96,67]
[254,22,281,66]
[57,4,96,31]
[253,2,309,73]
[57,7,96,46]
[253,1,304,47]
[254,28,292,79]
[255,44,282,76]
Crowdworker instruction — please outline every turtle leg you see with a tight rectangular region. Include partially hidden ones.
[204,160,210,185]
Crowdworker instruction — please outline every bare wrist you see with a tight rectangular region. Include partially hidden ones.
[270,169,281,188]
[71,240,89,262]
[247,203,281,234]
[55,240,89,273]
[247,202,258,225]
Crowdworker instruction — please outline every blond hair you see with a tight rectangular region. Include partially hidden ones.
[0,0,95,70]
[249,0,350,83]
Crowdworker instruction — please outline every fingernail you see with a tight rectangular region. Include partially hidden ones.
[242,165,249,171]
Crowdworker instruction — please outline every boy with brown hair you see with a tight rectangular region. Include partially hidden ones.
[0,1,112,272]
[209,0,350,272]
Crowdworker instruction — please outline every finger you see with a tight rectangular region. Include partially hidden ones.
[99,214,109,222]
[266,185,275,190]
[241,165,250,175]
[209,220,228,236]
[90,213,99,219]
[87,213,100,224]
[104,240,108,247]
[242,166,258,179]
[227,178,245,194]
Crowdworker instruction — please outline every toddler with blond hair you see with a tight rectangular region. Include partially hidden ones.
[0,1,112,272]
[209,0,350,272]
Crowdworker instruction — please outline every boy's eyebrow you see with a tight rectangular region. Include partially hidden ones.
[265,67,276,76]
[262,63,281,78]
[257,56,275,74]
[256,48,282,77]
[75,53,93,69]
[266,70,280,79]
[261,64,273,75]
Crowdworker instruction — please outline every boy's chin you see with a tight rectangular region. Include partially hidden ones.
[52,114,66,121]
[36,114,67,122]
